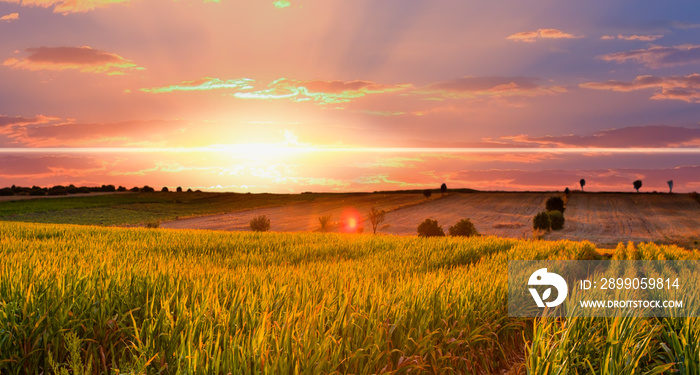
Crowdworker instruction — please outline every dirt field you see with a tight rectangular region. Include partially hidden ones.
[161,193,428,232]
[162,192,700,247]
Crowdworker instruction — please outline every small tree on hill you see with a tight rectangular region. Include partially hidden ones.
[250,215,270,232]
[440,183,447,195]
[633,180,642,193]
[667,180,673,194]
[579,179,586,192]
[318,214,332,232]
[548,211,565,230]
[417,218,445,237]
[533,211,551,231]
[423,189,432,199]
[545,196,565,213]
[448,218,479,237]
[367,207,386,234]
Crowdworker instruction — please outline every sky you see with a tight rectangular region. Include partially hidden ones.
[1,0,699,193]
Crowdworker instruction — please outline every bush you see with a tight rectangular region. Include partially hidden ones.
[318,215,332,232]
[141,186,155,193]
[448,218,480,237]
[533,211,551,231]
[417,218,445,237]
[548,211,565,230]
[101,185,116,192]
[117,186,127,192]
[250,215,271,232]
[145,221,160,229]
[161,187,169,192]
[0,188,13,196]
[564,187,570,195]
[130,187,140,192]
[176,186,183,193]
[423,189,432,199]
[545,196,565,213]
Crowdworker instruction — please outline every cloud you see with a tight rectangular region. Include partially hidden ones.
[580,74,700,103]
[142,77,411,104]
[506,28,583,42]
[599,44,700,68]
[0,115,56,128]
[601,34,663,42]
[0,0,130,14]
[510,125,700,148]
[273,0,290,9]
[418,76,566,99]
[0,155,105,178]
[3,46,143,75]
[670,21,700,30]
[1,12,18,21]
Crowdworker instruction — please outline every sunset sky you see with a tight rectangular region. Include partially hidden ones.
[1,0,699,192]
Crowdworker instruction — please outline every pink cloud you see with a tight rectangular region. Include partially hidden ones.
[600,34,664,42]
[3,46,142,75]
[418,76,566,99]
[0,0,129,14]
[599,44,700,68]
[512,125,700,148]
[507,28,583,42]
[580,74,700,103]
[0,12,18,21]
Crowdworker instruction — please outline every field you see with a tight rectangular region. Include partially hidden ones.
[1,221,699,374]
[161,192,700,248]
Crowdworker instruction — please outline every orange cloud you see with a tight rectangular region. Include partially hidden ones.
[419,76,566,99]
[506,28,583,42]
[508,125,700,148]
[3,46,143,75]
[1,12,18,21]
[0,0,129,14]
[142,77,411,104]
[599,44,700,68]
[580,74,700,103]
[600,34,663,42]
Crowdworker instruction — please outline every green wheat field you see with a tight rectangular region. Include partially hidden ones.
[1,220,699,374]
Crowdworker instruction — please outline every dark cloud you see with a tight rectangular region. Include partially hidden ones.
[517,125,700,148]
[580,74,700,103]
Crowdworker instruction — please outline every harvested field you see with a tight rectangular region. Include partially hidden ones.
[162,192,700,248]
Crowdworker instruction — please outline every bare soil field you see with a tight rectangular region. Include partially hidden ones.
[162,192,700,248]
[546,193,700,247]
[161,193,428,232]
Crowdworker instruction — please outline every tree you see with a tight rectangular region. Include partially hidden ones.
[161,186,169,192]
[533,211,551,231]
[141,185,155,193]
[564,187,570,195]
[250,215,270,232]
[417,218,445,237]
[423,189,432,199]
[448,218,479,237]
[440,183,447,195]
[667,180,673,194]
[633,180,642,193]
[176,186,183,193]
[367,207,386,234]
[579,179,586,192]
[318,214,332,232]
[548,211,565,230]
[545,196,565,213]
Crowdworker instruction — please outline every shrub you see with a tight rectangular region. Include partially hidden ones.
[187,188,193,193]
[0,188,13,196]
[533,211,551,231]
[548,211,565,230]
[368,207,386,234]
[176,186,183,193]
[448,218,480,237]
[564,187,570,195]
[130,187,140,192]
[423,189,432,199]
[545,196,565,213]
[417,218,445,237]
[141,185,155,193]
[145,221,160,229]
[447,221,472,237]
[318,215,333,232]
[441,183,447,195]
[161,187,169,192]
[250,215,271,232]
[101,185,116,192]
[117,186,127,192]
